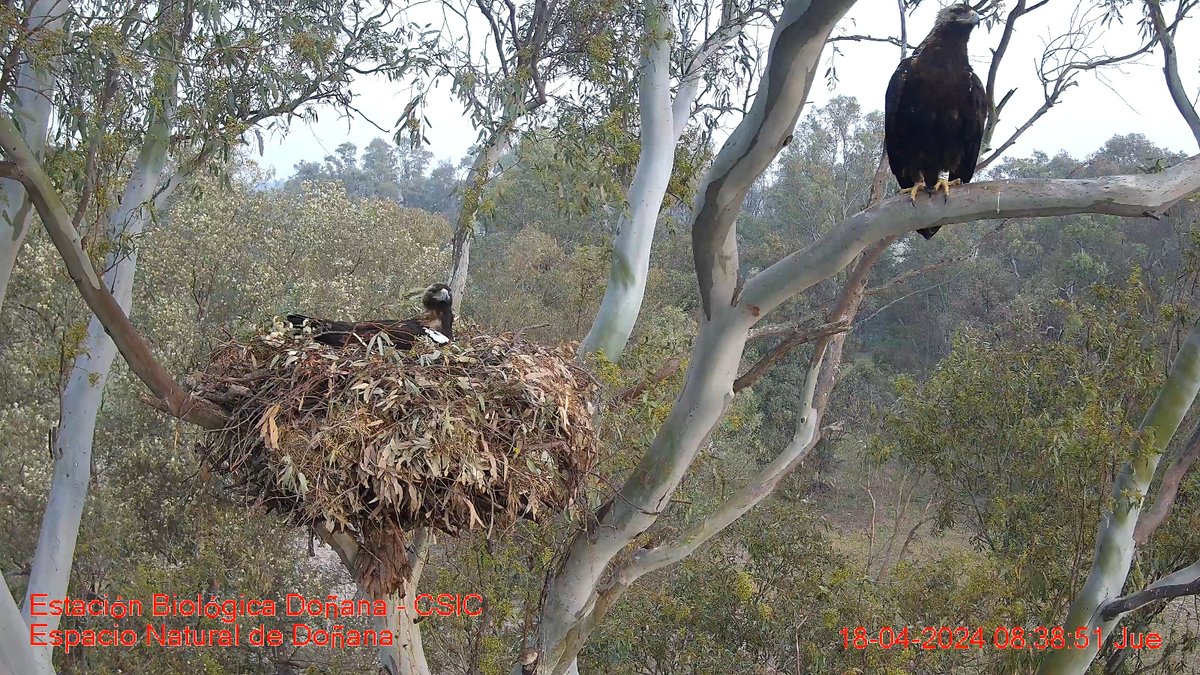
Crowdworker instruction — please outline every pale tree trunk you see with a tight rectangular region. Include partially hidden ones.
[580,0,688,360]
[374,583,430,675]
[530,2,854,670]
[537,302,754,671]
[20,41,180,641]
[581,1,753,361]
[448,128,514,304]
[375,529,431,675]
[1,572,53,675]
[0,0,68,312]
[320,525,432,675]
[1038,321,1200,674]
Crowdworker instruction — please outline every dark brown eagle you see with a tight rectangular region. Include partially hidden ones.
[884,3,988,239]
[287,283,454,349]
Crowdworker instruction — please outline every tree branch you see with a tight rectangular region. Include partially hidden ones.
[692,0,856,318]
[978,0,1054,155]
[1144,0,1200,148]
[1100,560,1200,620]
[748,316,841,340]
[0,114,227,429]
[978,2,1159,170]
[740,155,1200,319]
[0,573,52,675]
[408,528,432,584]
[624,338,830,581]
[826,34,914,50]
[863,220,1005,297]
[733,319,850,392]
[615,357,683,402]
[1041,320,1200,672]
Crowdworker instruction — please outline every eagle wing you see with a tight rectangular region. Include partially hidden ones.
[287,314,449,350]
[883,56,916,188]
[287,314,357,347]
[951,68,989,184]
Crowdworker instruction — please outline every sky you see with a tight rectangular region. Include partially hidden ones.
[257,1,1200,180]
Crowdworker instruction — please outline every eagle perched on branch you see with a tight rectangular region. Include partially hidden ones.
[287,283,454,349]
[884,3,988,239]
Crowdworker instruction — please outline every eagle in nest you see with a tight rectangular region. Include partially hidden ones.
[287,283,454,349]
[884,3,989,239]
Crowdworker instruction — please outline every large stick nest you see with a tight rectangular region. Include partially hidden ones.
[190,324,599,596]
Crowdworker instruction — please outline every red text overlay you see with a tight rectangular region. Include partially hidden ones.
[840,625,1164,652]
[27,593,483,653]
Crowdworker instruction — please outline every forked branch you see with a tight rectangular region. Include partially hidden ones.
[734,319,850,392]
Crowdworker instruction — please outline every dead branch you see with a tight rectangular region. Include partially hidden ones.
[978,2,1162,170]
[615,357,683,402]
[733,319,850,392]
[826,34,915,50]
[1100,561,1200,620]
[748,317,842,340]
[978,0,1055,155]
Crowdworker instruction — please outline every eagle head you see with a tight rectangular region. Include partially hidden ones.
[935,4,981,29]
[422,283,454,311]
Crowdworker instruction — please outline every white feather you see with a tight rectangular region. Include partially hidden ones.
[423,327,450,344]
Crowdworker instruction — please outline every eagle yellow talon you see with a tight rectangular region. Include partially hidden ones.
[932,177,962,198]
[906,181,927,203]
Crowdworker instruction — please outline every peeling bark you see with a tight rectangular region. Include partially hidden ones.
[317,524,431,675]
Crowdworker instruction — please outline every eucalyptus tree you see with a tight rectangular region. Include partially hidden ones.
[0,0,421,672]
[7,1,1200,675]
[579,0,1179,365]
[521,2,1200,673]
[1039,1,1200,668]
[0,0,69,312]
[579,0,776,360]
[411,0,624,303]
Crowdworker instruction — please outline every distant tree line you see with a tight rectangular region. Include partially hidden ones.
[283,137,462,216]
